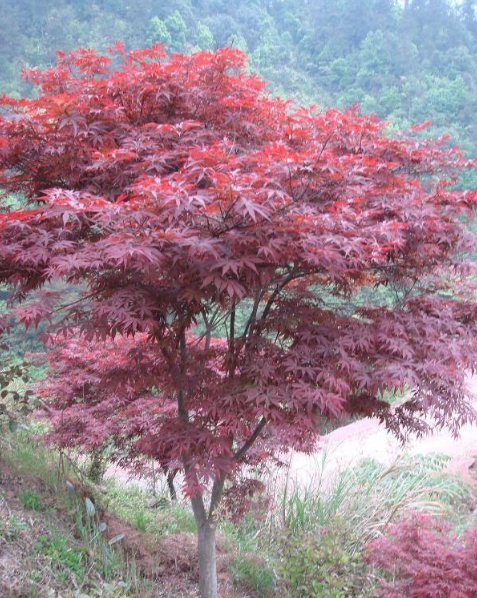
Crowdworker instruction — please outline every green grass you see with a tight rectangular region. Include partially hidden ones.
[274,453,471,548]
[2,428,74,497]
[19,488,43,511]
[105,479,197,536]
[230,553,276,597]
[133,509,150,532]
[36,527,86,583]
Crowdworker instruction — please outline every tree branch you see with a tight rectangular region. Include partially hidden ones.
[259,271,303,325]
[177,328,189,423]
[233,417,267,462]
[240,288,263,342]
[228,301,236,377]
[208,473,226,519]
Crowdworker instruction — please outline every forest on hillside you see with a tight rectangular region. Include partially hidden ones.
[1,0,476,167]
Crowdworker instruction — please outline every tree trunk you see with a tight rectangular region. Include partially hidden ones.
[196,518,218,598]
[189,476,225,598]
[87,448,106,483]
[166,471,177,501]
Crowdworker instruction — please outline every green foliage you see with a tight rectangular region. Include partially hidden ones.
[196,22,214,50]
[19,488,43,511]
[147,17,172,47]
[165,10,188,52]
[279,526,375,598]
[86,449,108,484]
[73,504,127,582]
[223,451,474,598]
[219,449,473,590]
[231,553,276,597]
[36,528,86,582]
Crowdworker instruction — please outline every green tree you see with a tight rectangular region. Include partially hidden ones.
[196,22,214,50]
[165,10,188,52]
[148,16,172,46]
[226,33,248,53]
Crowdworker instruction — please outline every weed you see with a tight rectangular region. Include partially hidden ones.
[36,527,86,583]
[3,430,72,495]
[19,489,43,511]
[73,580,135,597]
[134,510,150,532]
[0,514,27,541]
[231,553,276,597]
[73,502,124,581]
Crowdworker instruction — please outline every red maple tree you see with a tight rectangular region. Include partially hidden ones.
[366,513,477,597]
[0,45,476,597]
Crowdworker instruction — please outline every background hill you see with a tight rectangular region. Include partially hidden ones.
[1,0,476,169]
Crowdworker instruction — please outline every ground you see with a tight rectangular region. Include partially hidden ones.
[0,461,65,598]
[0,459,249,598]
[1,378,476,597]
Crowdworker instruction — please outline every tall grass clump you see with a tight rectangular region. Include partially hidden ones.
[276,452,470,548]
[1,426,74,496]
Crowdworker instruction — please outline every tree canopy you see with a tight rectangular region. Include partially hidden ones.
[0,44,476,598]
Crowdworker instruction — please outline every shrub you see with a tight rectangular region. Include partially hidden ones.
[279,525,375,598]
[366,512,477,598]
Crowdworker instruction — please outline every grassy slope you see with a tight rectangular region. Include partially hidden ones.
[1,427,475,598]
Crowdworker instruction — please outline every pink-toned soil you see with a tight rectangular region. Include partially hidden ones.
[289,377,477,489]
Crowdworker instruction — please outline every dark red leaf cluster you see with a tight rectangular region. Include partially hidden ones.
[0,45,476,498]
[366,513,477,598]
